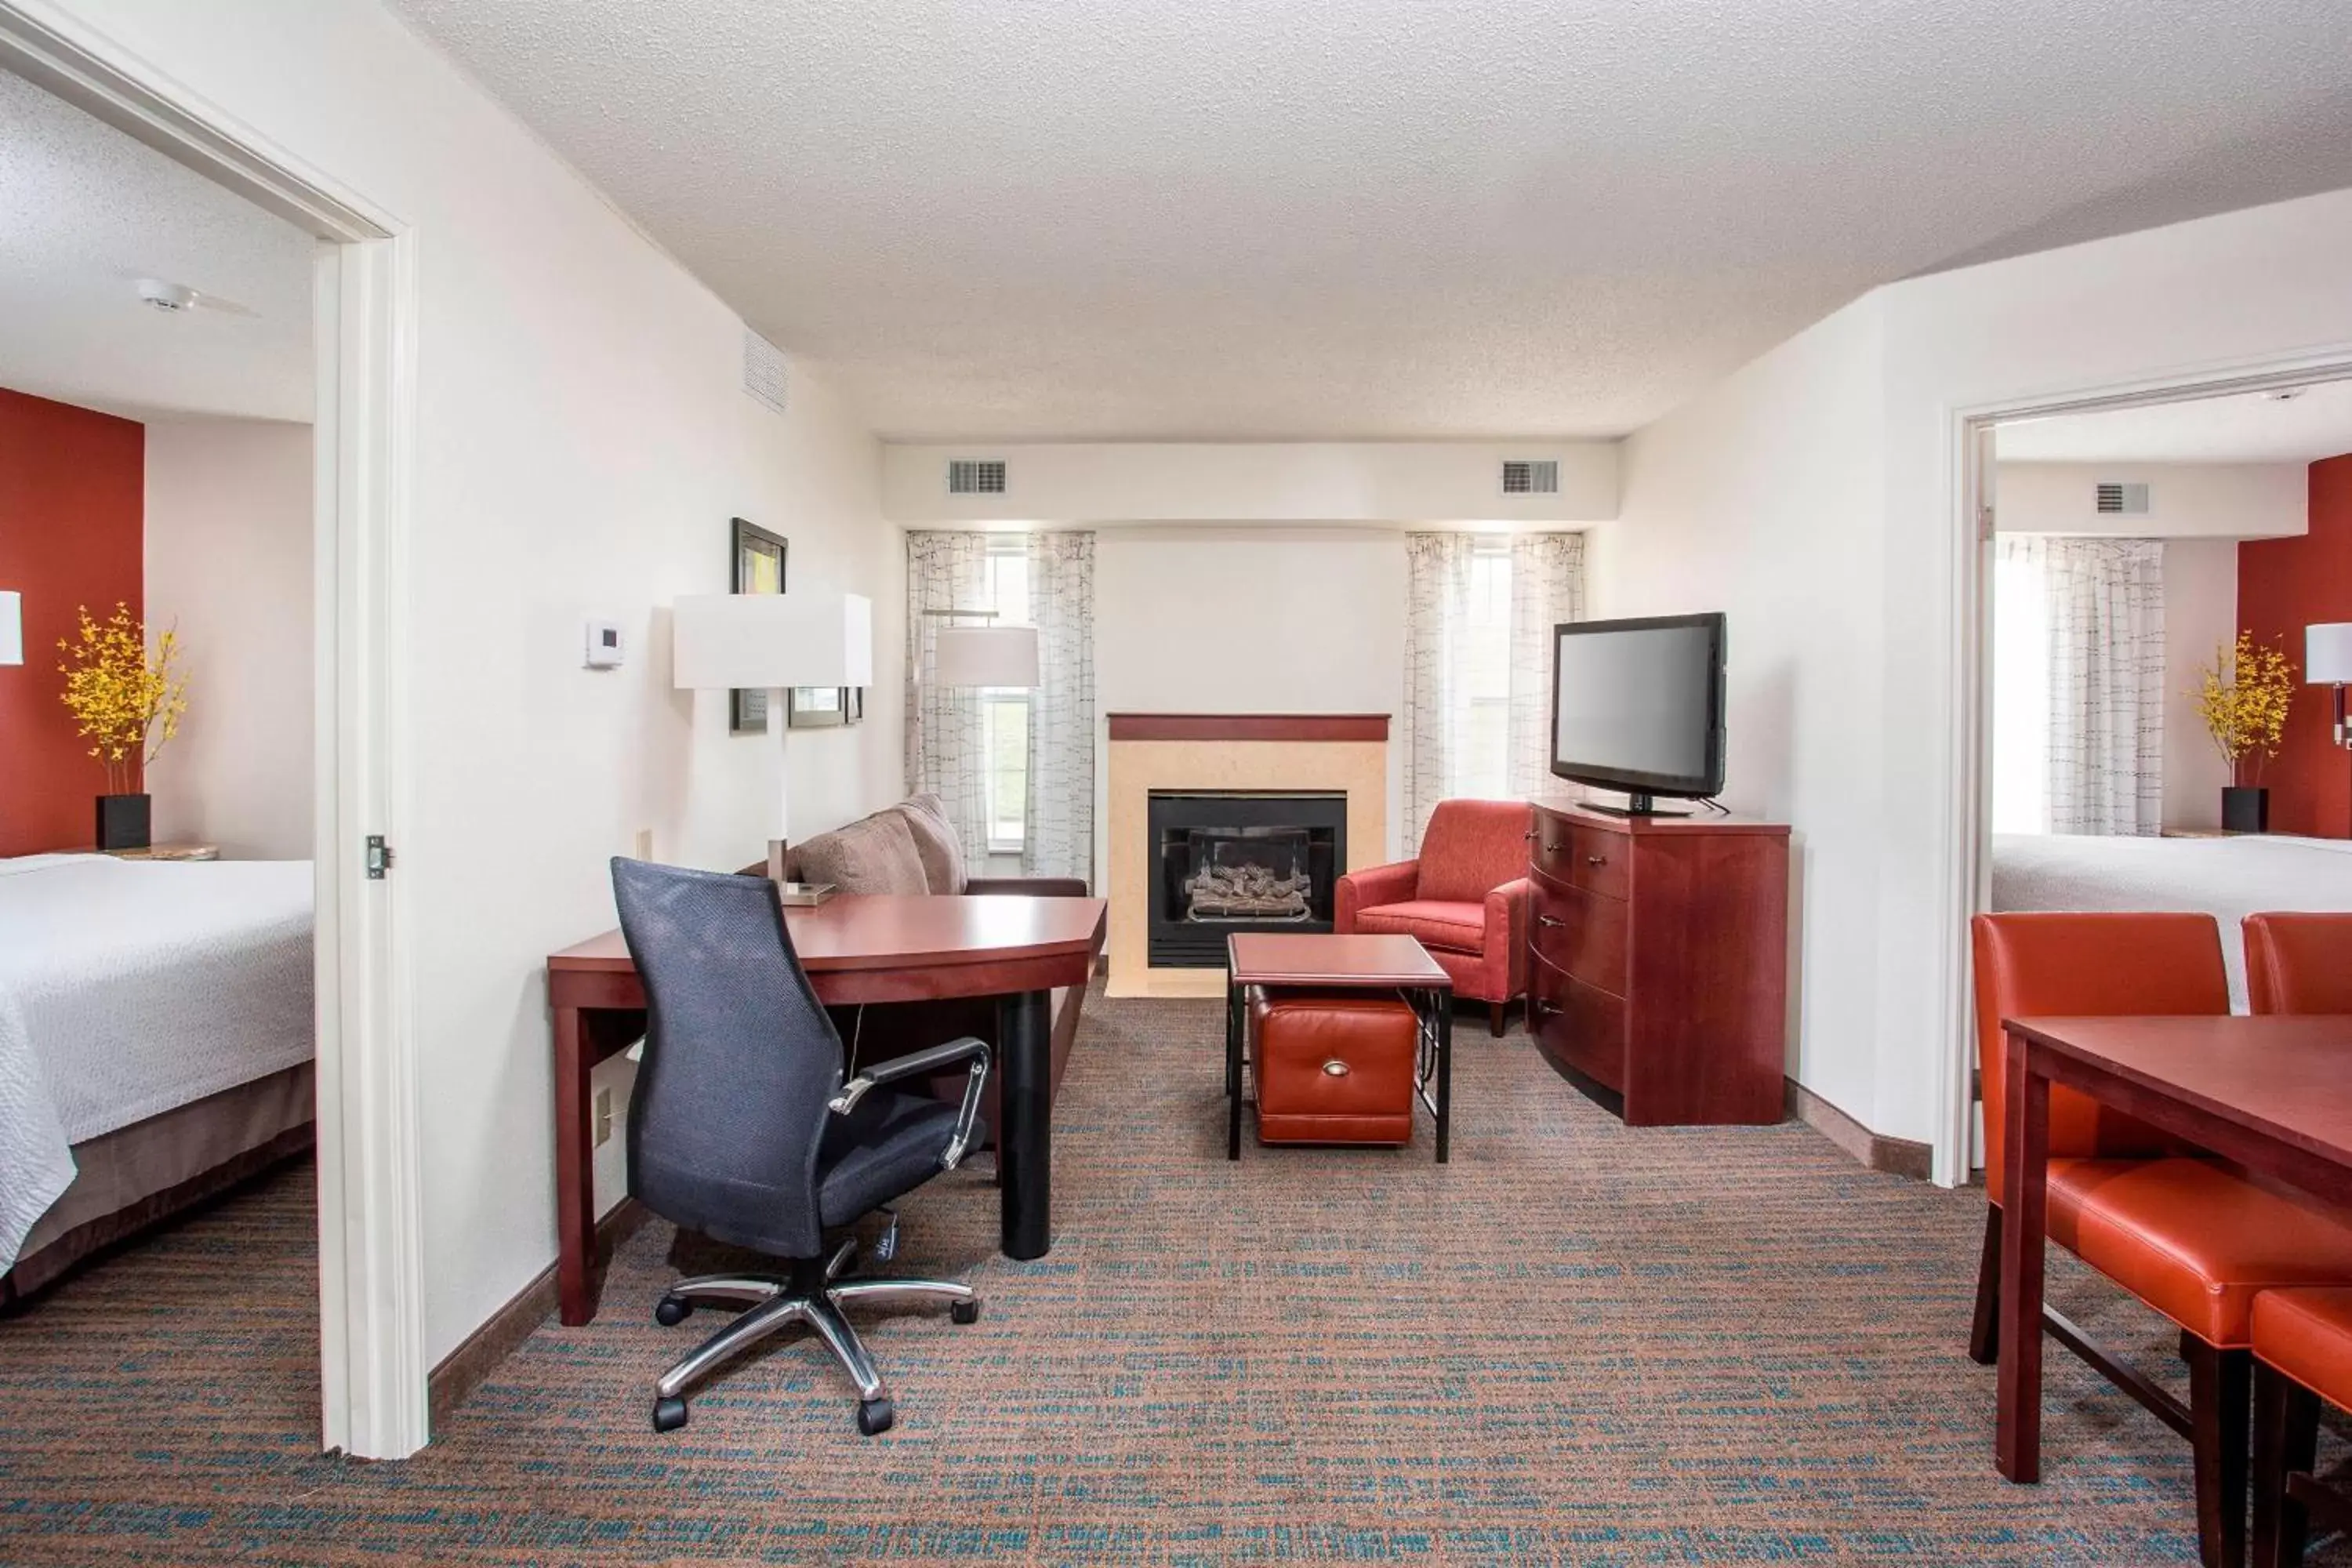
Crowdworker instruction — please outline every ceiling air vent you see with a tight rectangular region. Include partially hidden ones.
[742,328,787,416]
[1501,459,1560,495]
[2095,481,2151,517]
[948,459,1007,495]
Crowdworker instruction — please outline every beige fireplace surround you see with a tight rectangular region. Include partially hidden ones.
[1105,713,1390,998]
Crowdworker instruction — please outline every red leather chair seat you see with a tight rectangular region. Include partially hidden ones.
[1248,989,1418,1146]
[2053,1160,2352,1348]
[2251,1287,2352,1411]
[1349,898,1485,955]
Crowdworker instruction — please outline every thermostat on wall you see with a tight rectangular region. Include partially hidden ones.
[584,619,625,669]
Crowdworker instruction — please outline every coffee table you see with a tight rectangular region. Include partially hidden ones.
[1224,933,1455,1161]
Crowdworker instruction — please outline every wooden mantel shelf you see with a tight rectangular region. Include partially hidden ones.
[1106,713,1390,742]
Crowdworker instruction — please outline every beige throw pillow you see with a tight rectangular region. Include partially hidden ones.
[896,793,967,894]
[793,810,929,896]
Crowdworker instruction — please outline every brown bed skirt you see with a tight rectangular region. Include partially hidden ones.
[0,1063,316,1310]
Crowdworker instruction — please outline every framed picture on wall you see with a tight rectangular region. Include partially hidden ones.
[728,518,788,734]
[786,686,847,729]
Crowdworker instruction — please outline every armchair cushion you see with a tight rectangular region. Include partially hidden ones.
[1351,898,1486,954]
[894,793,968,894]
[792,811,930,896]
[1334,859,1419,931]
[1414,800,1535,905]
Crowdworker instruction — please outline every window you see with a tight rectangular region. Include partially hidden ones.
[1456,536,1513,799]
[1991,543,2050,834]
[978,539,1030,854]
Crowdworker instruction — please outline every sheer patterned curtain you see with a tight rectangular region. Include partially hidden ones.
[1023,532,1095,882]
[1506,532,1586,798]
[1997,536,2166,836]
[904,531,993,865]
[1401,534,1483,851]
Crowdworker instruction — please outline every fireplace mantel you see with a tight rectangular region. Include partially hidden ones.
[1106,713,1389,742]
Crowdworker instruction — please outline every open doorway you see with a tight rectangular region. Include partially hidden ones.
[0,9,421,1457]
[1956,372,2352,1170]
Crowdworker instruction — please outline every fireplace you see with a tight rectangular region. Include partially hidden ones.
[1147,791,1347,967]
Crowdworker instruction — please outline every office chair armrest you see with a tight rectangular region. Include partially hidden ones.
[828,1036,993,1172]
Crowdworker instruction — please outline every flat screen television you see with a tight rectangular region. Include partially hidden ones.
[1549,612,1726,816]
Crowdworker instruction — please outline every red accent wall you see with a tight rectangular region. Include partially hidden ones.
[2237,453,2352,839]
[0,388,144,857]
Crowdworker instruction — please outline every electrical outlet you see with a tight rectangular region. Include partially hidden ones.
[633,828,653,861]
[593,1087,615,1147]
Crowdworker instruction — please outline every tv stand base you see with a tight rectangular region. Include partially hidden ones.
[1578,793,1693,818]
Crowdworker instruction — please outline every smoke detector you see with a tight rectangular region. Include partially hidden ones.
[133,278,255,318]
[2266,387,2308,402]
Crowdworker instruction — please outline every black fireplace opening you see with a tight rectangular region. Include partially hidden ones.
[1147,791,1347,967]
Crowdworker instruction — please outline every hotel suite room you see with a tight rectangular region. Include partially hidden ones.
[5,2,2352,1565]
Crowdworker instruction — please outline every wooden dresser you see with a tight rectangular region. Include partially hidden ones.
[1526,799,1789,1125]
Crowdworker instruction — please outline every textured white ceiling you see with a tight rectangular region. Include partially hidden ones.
[387,0,2352,441]
[0,70,313,424]
[1998,381,2352,465]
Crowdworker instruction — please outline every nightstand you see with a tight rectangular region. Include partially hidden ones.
[103,843,220,862]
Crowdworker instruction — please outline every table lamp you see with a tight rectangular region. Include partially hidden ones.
[2307,622,2352,748]
[673,590,873,880]
[0,591,20,666]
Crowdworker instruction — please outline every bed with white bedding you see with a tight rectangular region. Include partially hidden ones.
[0,853,314,1293]
[1991,832,2352,1011]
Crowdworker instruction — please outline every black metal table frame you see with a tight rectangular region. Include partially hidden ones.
[1222,965,1453,1162]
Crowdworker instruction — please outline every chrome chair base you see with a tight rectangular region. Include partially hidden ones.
[649,1239,977,1436]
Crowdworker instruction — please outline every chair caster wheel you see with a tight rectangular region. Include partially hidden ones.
[654,1295,691,1327]
[652,1396,689,1432]
[950,1299,980,1325]
[856,1397,895,1436]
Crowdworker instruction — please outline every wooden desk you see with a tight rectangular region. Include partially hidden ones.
[547,893,1107,1326]
[1996,1014,2352,1484]
[1224,933,1455,1161]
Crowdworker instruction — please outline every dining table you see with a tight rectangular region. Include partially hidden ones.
[1994,1013,2352,1483]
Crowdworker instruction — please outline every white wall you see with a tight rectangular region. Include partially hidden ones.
[1595,184,2352,1162]
[50,0,903,1365]
[884,441,1617,525]
[143,418,314,858]
[1994,461,2306,539]
[1092,526,1410,878]
[1592,298,1890,1128]
[2162,539,2240,831]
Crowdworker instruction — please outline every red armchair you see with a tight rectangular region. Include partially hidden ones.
[1335,798,1532,1036]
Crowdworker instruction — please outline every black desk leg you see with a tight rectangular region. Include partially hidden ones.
[997,989,1052,1260]
[1226,976,1244,1160]
[1435,989,1453,1164]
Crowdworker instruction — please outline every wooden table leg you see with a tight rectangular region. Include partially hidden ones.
[1997,1027,2049,1483]
[554,1004,599,1326]
[1435,989,1453,1164]
[998,989,1053,1261]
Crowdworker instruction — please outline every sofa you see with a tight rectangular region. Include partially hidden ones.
[761,794,1095,1142]
[1334,798,1533,1036]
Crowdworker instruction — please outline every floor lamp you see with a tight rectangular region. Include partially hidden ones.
[673,590,873,880]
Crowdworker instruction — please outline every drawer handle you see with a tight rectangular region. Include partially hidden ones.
[1585,854,1607,868]
[1536,914,1566,929]
[1523,827,1540,840]
[1541,840,1563,855]
[1321,1059,1350,1077]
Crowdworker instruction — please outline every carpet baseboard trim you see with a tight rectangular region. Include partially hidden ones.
[428,1198,651,1428]
[1784,1078,1933,1181]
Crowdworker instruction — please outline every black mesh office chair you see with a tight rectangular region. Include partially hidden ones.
[610,857,990,1436]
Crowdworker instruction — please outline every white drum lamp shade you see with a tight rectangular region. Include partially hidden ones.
[0,592,20,666]
[2307,622,2352,685]
[935,624,1040,688]
[672,591,873,691]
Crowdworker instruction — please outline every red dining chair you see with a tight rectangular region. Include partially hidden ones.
[2250,1287,2352,1567]
[2244,913,2352,1015]
[1973,912,2352,1568]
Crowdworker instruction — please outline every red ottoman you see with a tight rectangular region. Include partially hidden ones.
[1247,988,1420,1146]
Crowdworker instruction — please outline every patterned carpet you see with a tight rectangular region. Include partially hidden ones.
[1,989,2344,1566]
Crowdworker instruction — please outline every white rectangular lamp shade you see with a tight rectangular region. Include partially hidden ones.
[672,592,873,691]
[0,592,18,666]
[2308,622,2352,684]
[935,624,1040,688]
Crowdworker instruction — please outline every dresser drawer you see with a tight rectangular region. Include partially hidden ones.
[1530,879,1628,995]
[1530,815,1631,901]
[1530,956,1626,1092]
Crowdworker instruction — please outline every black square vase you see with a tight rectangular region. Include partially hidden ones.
[2221,786,2269,835]
[96,793,151,851]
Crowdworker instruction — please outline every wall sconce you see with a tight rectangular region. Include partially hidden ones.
[0,591,20,667]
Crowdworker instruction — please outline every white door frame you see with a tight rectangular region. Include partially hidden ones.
[1936,350,2352,1185]
[0,2,427,1457]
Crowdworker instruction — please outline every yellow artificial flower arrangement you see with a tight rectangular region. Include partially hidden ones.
[56,602,190,797]
[2191,630,2295,786]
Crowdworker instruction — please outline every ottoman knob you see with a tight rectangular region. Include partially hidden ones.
[1321,1059,1350,1077]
